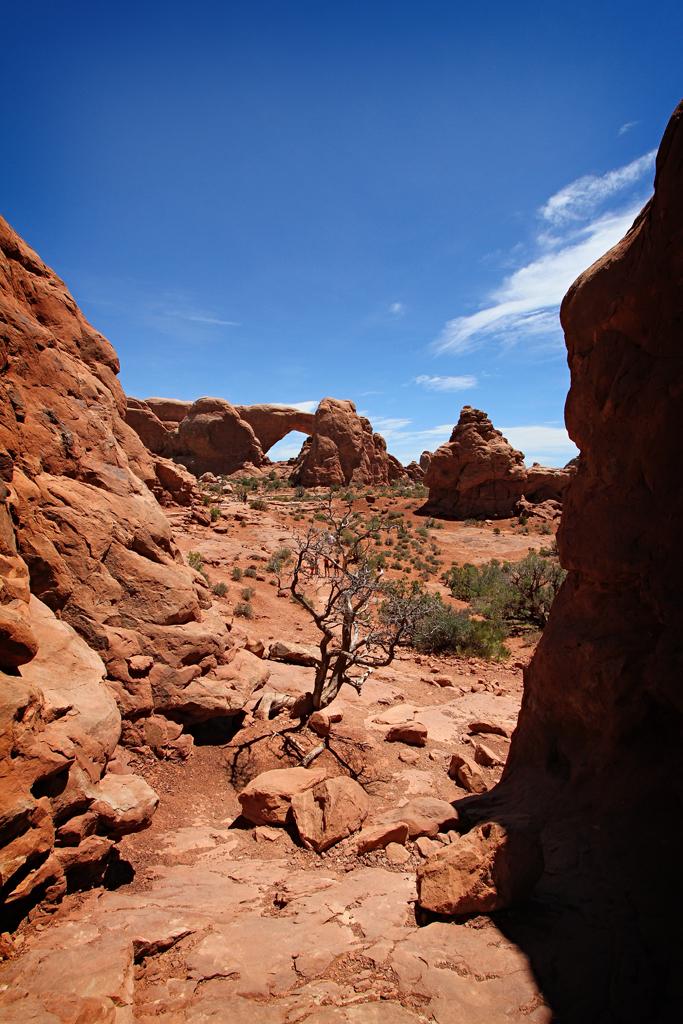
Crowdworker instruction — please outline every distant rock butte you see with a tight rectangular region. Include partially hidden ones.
[126,395,408,485]
[422,406,574,518]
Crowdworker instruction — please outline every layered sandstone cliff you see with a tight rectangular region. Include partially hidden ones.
[423,406,573,518]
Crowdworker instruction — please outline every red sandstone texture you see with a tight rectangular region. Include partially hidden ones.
[126,394,408,485]
[292,398,406,487]
[463,101,683,1020]
[423,406,574,518]
[0,216,240,916]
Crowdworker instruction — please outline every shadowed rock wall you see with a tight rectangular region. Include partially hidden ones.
[466,101,683,1021]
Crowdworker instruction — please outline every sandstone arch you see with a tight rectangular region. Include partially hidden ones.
[126,395,408,484]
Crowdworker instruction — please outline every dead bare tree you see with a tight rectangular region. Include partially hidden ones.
[273,495,432,718]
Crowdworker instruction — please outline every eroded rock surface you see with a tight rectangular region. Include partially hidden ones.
[463,101,683,1020]
[292,398,407,487]
[127,394,407,485]
[0,216,238,915]
[423,406,573,518]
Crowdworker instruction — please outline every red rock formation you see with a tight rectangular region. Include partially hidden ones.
[235,403,315,454]
[423,406,573,518]
[461,102,683,1019]
[173,397,264,475]
[0,218,246,745]
[128,394,408,486]
[292,398,407,487]
[405,460,425,482]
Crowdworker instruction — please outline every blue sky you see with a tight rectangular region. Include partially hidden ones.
[2,2,681,465]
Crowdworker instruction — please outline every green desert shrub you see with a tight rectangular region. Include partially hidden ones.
[212,581,228,597]
[413,603,508,659]
[234,601,254,619]
[443,551,566,630]
[267,546,292,573]
[187,551,208,580]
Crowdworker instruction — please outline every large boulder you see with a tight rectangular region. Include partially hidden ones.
[238,766,329,826]
[291,776,370,851]
[423,406,573,518]
[416,822,543,915]
[379,797,458,839]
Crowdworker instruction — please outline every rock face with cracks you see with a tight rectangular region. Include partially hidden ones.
[423,406,573,519]
[461,101,683,1020]
[290,776,370,851]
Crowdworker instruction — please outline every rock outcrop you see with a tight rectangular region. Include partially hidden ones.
[235,404,315,453]
[461,102,683,1019]
[127,394,408,486]
[422,406,573,518]
[416,822,543,915]
[0,215,242,916]
[292,398,406,487]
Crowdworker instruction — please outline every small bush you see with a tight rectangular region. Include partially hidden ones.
[241,586,255,601]
[244,566,257,578]
[187,550,208,582]
[212,581,228,597]
[414,603,508,659]
[250,498,268,511]
[443,551,566,630]
[231,566,243,581]
[234,601,254,619]
[210,506,221,521]
[267,547,292,574]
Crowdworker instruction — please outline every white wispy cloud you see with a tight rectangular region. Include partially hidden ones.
[369,418,455,459]
[161,308,241,326]
[539,150,655,225]
[433,149,655,356]
[389,301,405,316]
[618,120,639,136]
[414,374,478,392]
[369,416,413,439]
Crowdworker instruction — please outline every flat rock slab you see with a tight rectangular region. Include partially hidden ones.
[0,839,547,1023]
